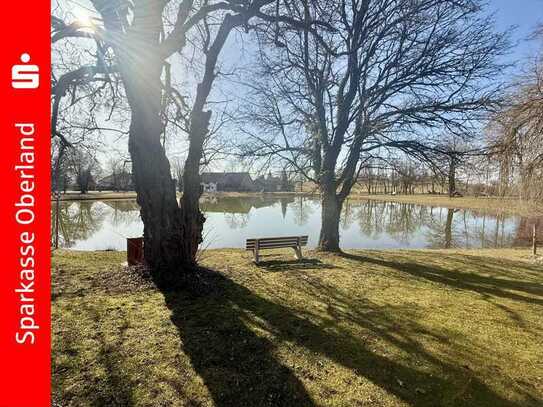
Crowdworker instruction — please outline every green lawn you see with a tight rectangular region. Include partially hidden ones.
[52,248,543,406]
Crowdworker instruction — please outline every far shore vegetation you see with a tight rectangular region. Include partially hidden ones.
[54,190,543,218]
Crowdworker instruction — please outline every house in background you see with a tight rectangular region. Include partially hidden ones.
[200,171,294,193]
[97,171,134,191]
[254,171,293,192]
[254,172,281,192]
[200,172,255,193]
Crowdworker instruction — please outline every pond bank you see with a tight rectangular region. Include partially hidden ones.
[352,194,543,217]
[52,196,531,251]
[54,191,543,217]
[53,190,312,202]
[52,247,542,406]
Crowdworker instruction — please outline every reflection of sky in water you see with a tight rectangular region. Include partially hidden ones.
[53,197,527,251]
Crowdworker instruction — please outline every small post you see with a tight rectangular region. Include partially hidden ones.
[533,224,537,256]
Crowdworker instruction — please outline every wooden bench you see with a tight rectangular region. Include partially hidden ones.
[246,235,308,263]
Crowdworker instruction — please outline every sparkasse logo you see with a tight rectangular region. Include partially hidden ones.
[11,53,39,89]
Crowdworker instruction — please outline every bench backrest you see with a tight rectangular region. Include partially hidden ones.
[246,236,308,250]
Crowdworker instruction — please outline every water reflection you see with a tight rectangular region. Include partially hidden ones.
[102,200,141,226]
[342,200,520,249]
[52,197,531,251]
[52,201,106,248]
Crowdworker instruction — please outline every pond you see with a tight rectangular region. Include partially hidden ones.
[52,195,533,251]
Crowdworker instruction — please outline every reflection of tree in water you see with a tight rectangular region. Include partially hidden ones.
[52,201,106,248]
[341,199,357,230]
[53,197,523,250]
[445,209,455,248]
[224,213,250,229]
[425,208,462,248]
[280,198,288,219]
[425,208,517,249]
[384,203,427,243]
[354,201,383,238]
[293,197,315,226]
[201,196,294,215]
[201,196,296,230]
[101,200,141,227]
[473,212,515,248]
[354,201,426,243]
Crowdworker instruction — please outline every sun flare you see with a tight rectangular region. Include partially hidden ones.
[72,6,94,28]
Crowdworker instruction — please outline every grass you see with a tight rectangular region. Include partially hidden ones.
[52,248,543,406]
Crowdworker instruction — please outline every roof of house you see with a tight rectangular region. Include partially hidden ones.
[97,172,132,185]
[200,172,253,185]
[254,175,281,186]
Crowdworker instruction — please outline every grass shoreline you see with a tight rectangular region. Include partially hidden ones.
[53,190,311,202]
[53,190,543,217]
[353,194,543,217]
[53,247,543,406]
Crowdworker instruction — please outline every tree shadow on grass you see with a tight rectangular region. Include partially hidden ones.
[338,252,543,306]
[163,270,316,407]
[163,267,534,407]
[256,258,338,272]
[53,301,137,407]
[93,321,136,407]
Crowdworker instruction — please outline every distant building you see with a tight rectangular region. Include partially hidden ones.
[199,171,293,193]
[200,172,255,193]
[254,171,293,192]
[97,171,133,191]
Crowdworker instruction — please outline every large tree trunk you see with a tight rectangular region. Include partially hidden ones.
[179,110,209,266]
[129,102,205,287]
[120,50,196,286]
[317,185,343,252]
[175,13,240,269]
[93,1,208,288]
[128,91,188,286]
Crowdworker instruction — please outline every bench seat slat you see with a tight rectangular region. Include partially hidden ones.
[246,241,302,247]
[246,241,307,247]
[246,236,308,243]
[246,240,307,249]
[246,242,301,249]
[245,235,308,251]
[247,235,307,262]
[246,238,308,246]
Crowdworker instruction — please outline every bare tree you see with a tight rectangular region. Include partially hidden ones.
[67,149,101,194]
[171,156,185,192]
[52,0,322,287]
[103,156,131,191]
[51,137,72,194]
[488,39,543,200]
[240,0,508,251]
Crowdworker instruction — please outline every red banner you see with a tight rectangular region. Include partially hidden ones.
[0,1,51,406]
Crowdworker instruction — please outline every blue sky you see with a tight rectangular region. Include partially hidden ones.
[491,0,542,63]
[55,0,543,169]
